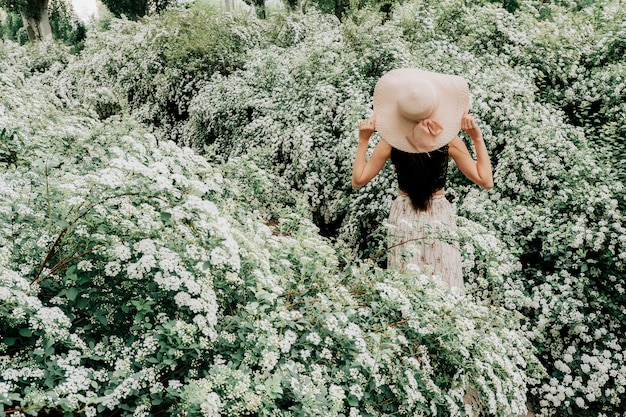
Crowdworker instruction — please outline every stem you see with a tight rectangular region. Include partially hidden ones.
[45,158,51,218]
[31,191,144,285]
[374,319,408,333]
[33,227,68,284]
[369,236,427,262]
[34,244,105,285]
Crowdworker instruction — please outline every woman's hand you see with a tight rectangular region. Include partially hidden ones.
[450,112,493,189]
[352,115,390,189]
[461,113,482,141]
[358,116,376,142]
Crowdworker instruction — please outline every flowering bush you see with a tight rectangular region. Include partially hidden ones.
[485,1,626,193]
[183,2,626,415]
[0,39,543,416]
[56,2,263,134]
[185,10,411,251]
[3,0,626,415]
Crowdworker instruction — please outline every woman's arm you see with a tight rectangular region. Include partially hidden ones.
[448,114,494,189]
[352,117,392,188]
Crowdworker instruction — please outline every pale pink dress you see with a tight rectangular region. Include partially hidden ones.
[387,192,463,290]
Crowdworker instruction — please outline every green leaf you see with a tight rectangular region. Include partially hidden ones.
[19,328,32,337]
[65,265,77,278]
[67,287,79,301]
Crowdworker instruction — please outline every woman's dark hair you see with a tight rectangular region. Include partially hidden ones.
[390,145,449,211]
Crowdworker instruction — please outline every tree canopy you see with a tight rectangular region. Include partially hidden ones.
[99,0,177,19]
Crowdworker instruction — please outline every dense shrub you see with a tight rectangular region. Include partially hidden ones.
[57,2,263,133]
[3,0,626,415]
[396,3,626,416]
[0,10,26,43]
[495,2,626,195]
[48,0,88,52]
[185,10,410,246]
[180,3,626,416]
[0,39,542,416]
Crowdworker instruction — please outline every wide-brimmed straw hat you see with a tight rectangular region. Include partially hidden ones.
[373,68,470,154]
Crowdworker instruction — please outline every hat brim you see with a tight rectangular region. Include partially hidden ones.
[373,68,470,154]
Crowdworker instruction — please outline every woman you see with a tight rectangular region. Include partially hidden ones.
[351,68,493,291]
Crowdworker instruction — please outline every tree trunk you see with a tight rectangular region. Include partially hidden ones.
[20,0,52,42]
[224,0,233,12]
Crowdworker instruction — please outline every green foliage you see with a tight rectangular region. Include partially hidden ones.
[1,37,70,75]
[241,0,267,19]
[0,10,27,43]
[303,0,400,21]
[100,0,176,19]
[489,0,626,201]
[0,0,36,18]
[185,10,410,249]
[182,3,626,416]
[48,0,86,51]
[58,3,262,132]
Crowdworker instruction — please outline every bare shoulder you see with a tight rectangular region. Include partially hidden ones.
[373,138,392,157]
[377,138,392,151]
[448,136,469,159]
[448,136,466,151]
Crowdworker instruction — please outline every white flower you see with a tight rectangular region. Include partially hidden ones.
[104,261,121,277]
[0,381,12,395]
[134,239,157,256]
[77,260,93,272]
[329,384,345,403]
[113,244,132,261]
[200,392,221,417]
[349,384,363,400]
[306,332,321,346]
[320,348,333,361]
[262,350,279,371]
[279,330,297,353]
[168,380,182,389]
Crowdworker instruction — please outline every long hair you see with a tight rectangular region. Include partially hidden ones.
[390,145,449,211]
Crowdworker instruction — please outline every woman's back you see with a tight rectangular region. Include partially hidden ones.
[390,144,449,211]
